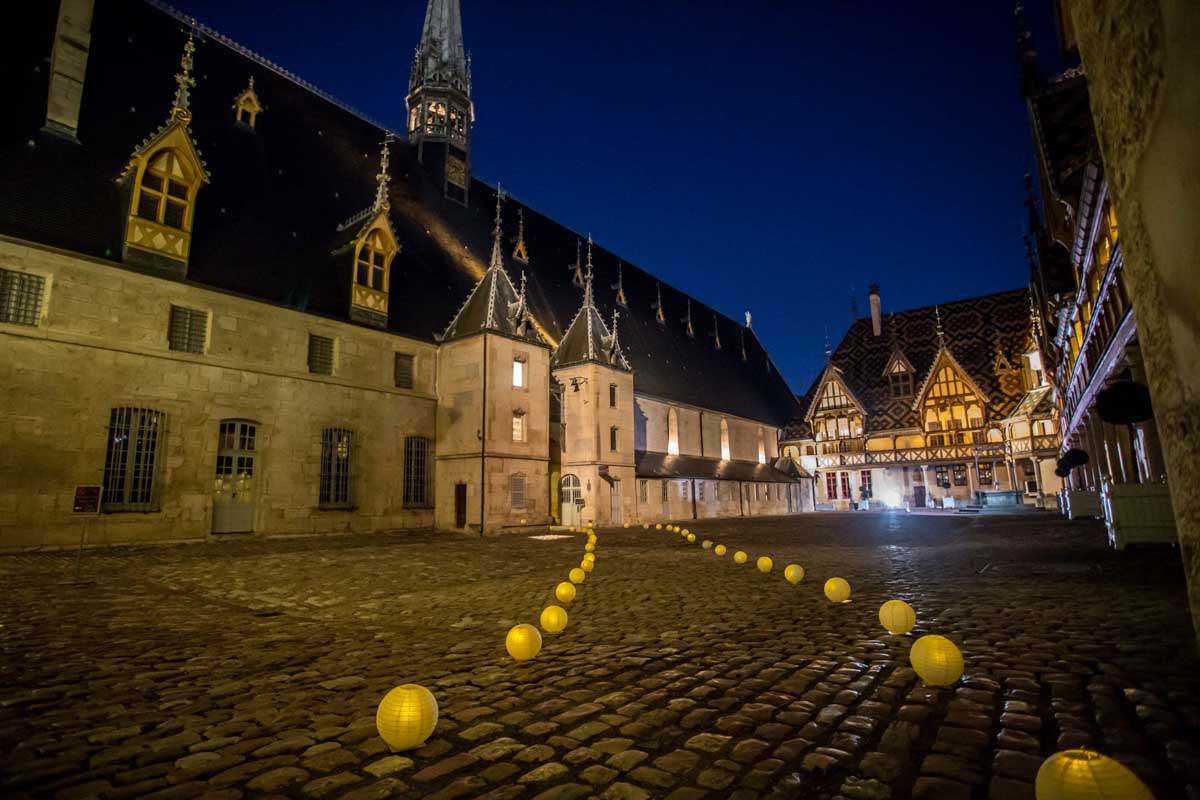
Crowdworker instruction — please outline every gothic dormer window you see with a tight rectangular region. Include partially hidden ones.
[232,78,262,128]
[884,355,913,398]
[135,150,196,231]
[355,229,393,292]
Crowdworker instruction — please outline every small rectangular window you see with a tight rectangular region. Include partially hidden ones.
[309,334,334,375]
[512,412,525,442]
[394,353,415,389]
[511,473,527,509]
[512,358,525,388]
[698,481,706,501]
[403,436,430,506]
[610,426,618,452]
[0,268,46,327]
[680,481,688,500]
[319,427,354,508]
[609,384,617,407]
[639,480,648,502]
[953,464,968,486]
[168,305,207,353]
[661,481,668,501]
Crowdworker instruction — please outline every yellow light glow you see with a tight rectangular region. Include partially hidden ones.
[824,577,851,603]
[540,605,568,634]
[702,540,713,549]
[686,533,696,543]
[1035,750,1152,800]
[879,599,916,635]
[505,623,542,661]
[555,581,576,603]
[655,524,663,530]
[756,556,773,573]
[733,551,748,564]
[642,523,649,529]
[784,564,805,584]
[376,684,438,751]
[580,559,594,573]
[910,634,963,686]
[569,568,586,584]
[624,523,630,528]
[585,542,595,552]
[682,529,690,536]
[715,544,727,556]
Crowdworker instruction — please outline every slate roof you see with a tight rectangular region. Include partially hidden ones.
[0,0,800,427]
[784,288,1036,440]
[551,259,631,372]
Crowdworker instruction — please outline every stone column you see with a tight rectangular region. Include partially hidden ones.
[1031,457,1043,502]
[1068,0,1200,647]
[1127,345,1168,481]
[1113,422,1139,484]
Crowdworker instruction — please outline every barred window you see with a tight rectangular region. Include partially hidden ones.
[403,435,429,506]
[168,305,207,353]
[680,480,688,500]
[511,473,526,509]
[639,479,648,503]
[394,353,415,389]
[609,383,617,407]
[0,268,46,326]
[319,427,354,508]
[102,407,165,511]
[309,334,334,375]
[698,481,706,501]
[610,426,618,452]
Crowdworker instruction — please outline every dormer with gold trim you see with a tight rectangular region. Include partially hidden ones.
[333,139,400,329]
[116,34,210,278]
[232,77,262,128]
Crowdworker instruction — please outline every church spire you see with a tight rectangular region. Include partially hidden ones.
[406,0,473,203]
[552,234,630,371]
[1015,2,1040,99]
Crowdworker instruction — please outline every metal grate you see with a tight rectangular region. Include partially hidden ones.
[168,305,207,353]
[403,435,429,506]
[319,427,354,508]
[308,334,334,375]
[0,268,46,326]
[510,473,526,509]
[102,407,165,511]
[394,352,415,389]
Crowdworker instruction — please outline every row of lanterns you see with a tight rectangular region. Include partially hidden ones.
[505,522,599,661]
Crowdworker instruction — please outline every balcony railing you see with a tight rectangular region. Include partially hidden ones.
[1009,434,1060,455]
[814,442,1010,469]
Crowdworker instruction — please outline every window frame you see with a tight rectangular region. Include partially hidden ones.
[308,334,335,375]
[952,463,968,486]
[610,426,619,452]
[510,472,527,510]
[101,407,166,512]
[133,149,195,232]
[403,435,430,507]
[394,352,415,389]
[512,410,526,443]
[319,427,355,509]
[167,304,208,354]
[609,383,617,408]
[512,355,526,389]
[0,267,48,327]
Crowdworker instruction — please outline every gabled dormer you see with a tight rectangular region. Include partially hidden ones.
[333,140,400,328]
[912,343,989,443]
[805,363,867,445]
[117,34,210,278]
[232,77,262,129]
[882,350,915,398]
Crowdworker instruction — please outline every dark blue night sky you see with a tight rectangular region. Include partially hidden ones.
[170,0,1068,394]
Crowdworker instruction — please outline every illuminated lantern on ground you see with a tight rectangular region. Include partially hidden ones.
[687,534,696,543]
[569,568,586,584]
[910,634,964,686]
[734,551,748,564]
[585,542,595,552]
[702,540,713,549]
[506,624,542,661]
[655,524,663,530]
[580,559,594,573]
[582,552,595,562]
[879,600,916,635]
[520,518,527,524]
[824,577,851,603]
[784,564,804,584]
[376,684,439,751]
[555,581,576,603]
[569,526,576,533]
[540,605,568,633]
[715,544,727,556]
[682,529,690,536]
[642,523,649,529]
[1034,750,1152,800]
[756,557,773,573]
[624,523,630,528]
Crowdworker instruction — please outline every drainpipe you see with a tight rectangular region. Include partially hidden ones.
[479,335,488,537]
[738,481,745,517]
[691,478,698,519]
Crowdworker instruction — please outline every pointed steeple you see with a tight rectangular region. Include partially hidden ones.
[512,208,529,264]
[612,262,627,307]
[683,299,695,338]
[653,282,665,325]
[553,236,630,371]
[1028,284,1044,340]
[439,188,544,344]
[410,0,470,96]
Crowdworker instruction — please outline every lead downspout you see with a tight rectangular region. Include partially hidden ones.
[479,335,488,537]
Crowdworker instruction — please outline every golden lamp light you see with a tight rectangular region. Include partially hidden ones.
[784,564,804,584]
[879,599,916,635]
[376,684,438,751]
[540,605,568,634]
[910,634,964,686]
[555,581,576,603]
[824,577,851,603]
[505,623,542,661]
[1034,749,1152,800]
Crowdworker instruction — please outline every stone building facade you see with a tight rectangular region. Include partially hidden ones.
[0,0,805,549]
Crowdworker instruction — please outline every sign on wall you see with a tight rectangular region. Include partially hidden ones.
[72,485,101,514]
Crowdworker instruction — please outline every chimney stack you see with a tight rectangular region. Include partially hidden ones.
[868,284,882,336]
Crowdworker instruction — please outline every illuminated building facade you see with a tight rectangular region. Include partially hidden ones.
[0,0,804,548]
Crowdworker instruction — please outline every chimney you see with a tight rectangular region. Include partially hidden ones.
[869,284,882,336]
[43,0,94,142]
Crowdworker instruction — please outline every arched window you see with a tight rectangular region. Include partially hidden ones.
[757,427,766,464]
[355,229,393,292]
[134,149,195,231]
[720,418,730,460]
[667,408,679,455]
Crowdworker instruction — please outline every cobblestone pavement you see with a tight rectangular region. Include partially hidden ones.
[2,512,1198,800]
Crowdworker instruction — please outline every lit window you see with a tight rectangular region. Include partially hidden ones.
[720,418,730,460]
[667,408,679,455]
[319,427,354,508]
[757,427,766,465]
[232,78,261,128]
[403,436,429,506]
[953,464,968,486]
[135,150,194,231]
[0,268,46,326]
[825,473,837,500]
[102,407,165,512]
[511,473,526,509]
[512,358,525,388]
[978,463,993,486]
[860,470,873,498]
[512,412,525,442]
[840,472,851,499]
[355,229,391,292]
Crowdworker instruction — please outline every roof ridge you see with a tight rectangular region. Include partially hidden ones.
[145,0,400,137]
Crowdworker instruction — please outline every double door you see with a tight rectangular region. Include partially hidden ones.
[213,420,257,534]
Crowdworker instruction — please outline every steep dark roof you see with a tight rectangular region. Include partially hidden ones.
[0,0,799,427]
[551,265,631,372]
[784,288,1035,440]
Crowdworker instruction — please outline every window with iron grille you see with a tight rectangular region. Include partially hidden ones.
[102,407,165,511]
[167,305,207,353]
[610,426,618,452]
[319,427,354,508]
[0,268,46,326]
[403,435,429,506]
[394,352,415,389]
[698,481,705,502]
[639,480,648,502]
[680,480,688,500]
[661,480,669,502]
[308,334,334,375]
[511,473,526,509]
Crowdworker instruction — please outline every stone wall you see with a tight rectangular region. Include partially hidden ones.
[0,238,438,549]
[1065,0,1200,646]
[634,395,779,461]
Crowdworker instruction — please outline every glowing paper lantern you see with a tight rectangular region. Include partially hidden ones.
[655,524,663,530]
[624,523,630,528]
[1035,749,1153,800]
[715,544,727,556]
[682,529,690,536]
[569,568,586,584]
[520,518,527,524]
[376,684,438,751]
[879,600,916,635]
[506,623,542,661]
[580,559,594,573]
[540,605,568,634]
[784,564,804,584]
[555,581,576,603]
[569,526,576,533]
[582,552,595,562]
[910,634,963,686]
[687,534,696,543]
[824,577,851,603]
[643,523,649,529]
[702,540,713,549]
[585,542,595,552]
[733,551,748,564]
[756,556,773,573]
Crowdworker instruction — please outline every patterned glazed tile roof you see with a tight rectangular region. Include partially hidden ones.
[784,288,1035,440]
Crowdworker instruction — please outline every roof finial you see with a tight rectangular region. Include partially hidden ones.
[582,236,594,306]
[373,137,392,213]
[569,238,583,288]
[744,310,752,329]
[512,208,529,263]
[585,234,594,283]
[712,314,722,350]
[683,299,695,337]
[612,261,627,306]
[1029,285,1043,339]
[653,282,665,325]
[824,327,832,361]
[488,185,504,272]
[934,305,945,345]
[608,309,623,364]
[170,33,197,123]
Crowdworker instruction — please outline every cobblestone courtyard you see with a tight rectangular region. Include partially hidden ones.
[2,512,1198,800]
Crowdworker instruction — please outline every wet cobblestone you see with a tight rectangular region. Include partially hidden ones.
[1,512,1197,798]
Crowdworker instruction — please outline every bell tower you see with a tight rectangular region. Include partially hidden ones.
[406,0,473,205]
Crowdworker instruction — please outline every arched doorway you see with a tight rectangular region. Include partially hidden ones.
[561,474,581,527]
